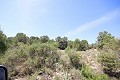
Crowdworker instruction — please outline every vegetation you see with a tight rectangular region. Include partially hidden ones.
[0,30,120,80]
[97,31,117,50]
[97,31,120,79]
[15,33,28,44]
[56,36,68,50]
[40,35,49,43]
[0,30,7,54]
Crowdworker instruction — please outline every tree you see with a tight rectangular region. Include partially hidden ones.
[7,37,16,47]
[30,36,39,40]
[89,43,97,49]
[40,35,49,43]
[99,51,120,78]
[15,33,28,44]
[0,30,7,53]
[55,36,61,42]
[74,38,81,51]
[73,39,89,51]
[56,36,68,50]
[28,36,39,44]
[97,31,116,50]
[80,40,89,51]
[67,40,74,49]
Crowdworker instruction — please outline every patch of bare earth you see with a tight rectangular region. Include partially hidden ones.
[80,49,103,73]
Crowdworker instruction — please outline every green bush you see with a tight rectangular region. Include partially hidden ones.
[0,30,7,54]
[56,36,68,50]
[95,73,109,80]
[28,43,59,69]
[97,31,116,50]
[59,53,71,69]
[73,38,81,51]
[15,33,28,44]
[79,40,89,51]
[67,49,82,69]
[81,65,94,79]
[98,51,120,79]
[40,35,49,43]
[28,36,39,45]
[81,65,109,80]
[0,44,28,78]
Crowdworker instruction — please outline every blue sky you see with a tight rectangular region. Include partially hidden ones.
[0,0,120,43]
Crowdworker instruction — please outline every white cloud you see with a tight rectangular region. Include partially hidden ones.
[66,9,120,37]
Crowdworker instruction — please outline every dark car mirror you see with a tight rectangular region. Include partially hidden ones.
[0,65,8,80]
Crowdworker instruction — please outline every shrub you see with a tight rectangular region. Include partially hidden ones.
[98,51,120,79]
[79,40,89,51]
[40,35,49,43]
[81,65,94,79]
[0,46,28,78]
[28,43,59,69]
[73,38,81,51]
[56,36,68,50]
[97,31,116,50]
[28,36,39,45]
[0,30,7,54]
[69,68,82,80]
[81,65,109,80]
[67,49,82,69]
[59,53,71,69]
[15,33,28,44]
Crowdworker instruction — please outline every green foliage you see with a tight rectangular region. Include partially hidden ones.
[40,35,49,43]
[97,31,116,50]
[115,38,120,51]
[74,38,81,51]
[67,40,74,49]
[56,36,68,50]
[0,44,28,78]
[28,43,59,69]
[28,36,39,44]
[81,65,109,80]
[59,52,71,69]
[0,42,60,78]
[0,31,119,79]
[80,40,89,51]
[98,51,120,79]
[0,30,7,54]
[72,39,89,51]
[7,37,16,47]
[67,49,82,69]
[97,31,120,79]
[15,33,28,44]
[89,43,97,49]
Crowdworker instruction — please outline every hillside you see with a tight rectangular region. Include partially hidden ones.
[0,31,120,80]
[14,49,105,80]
